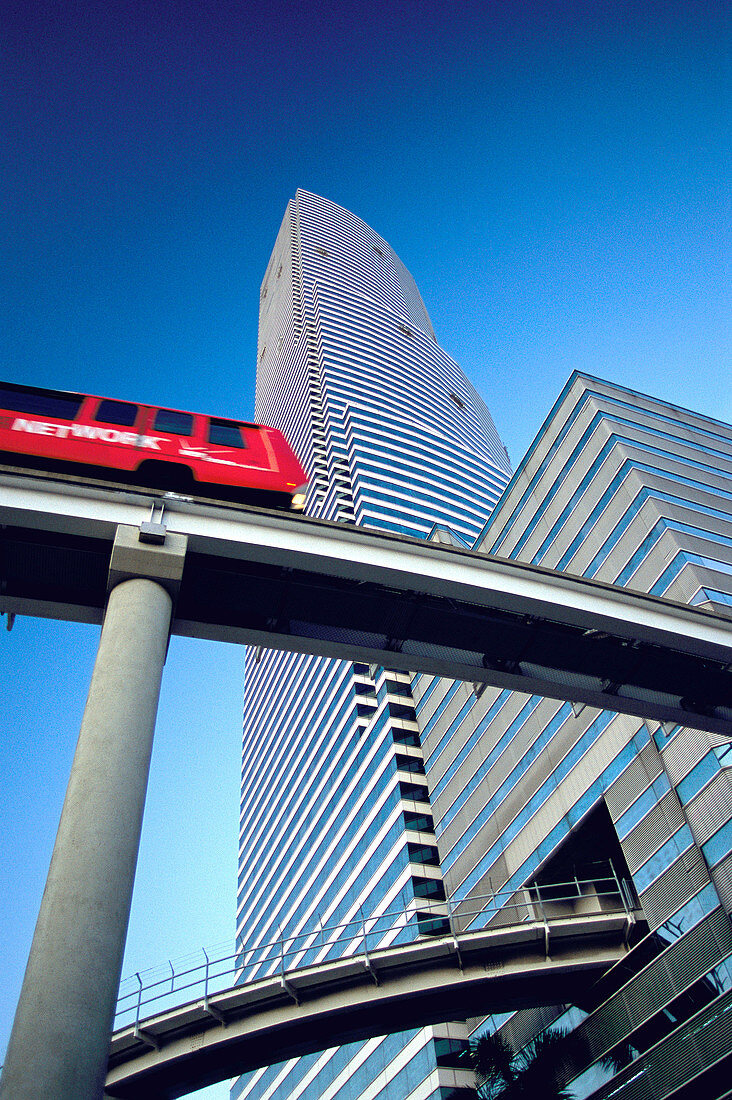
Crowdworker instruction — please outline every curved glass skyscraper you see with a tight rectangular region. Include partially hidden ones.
[234,191,511,1100]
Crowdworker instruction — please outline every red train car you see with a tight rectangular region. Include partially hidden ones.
[0,381,307,510]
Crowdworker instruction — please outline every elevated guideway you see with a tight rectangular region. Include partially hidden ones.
[2,468,727,1100]
[106,880,638,1099]
[2,467,732,735]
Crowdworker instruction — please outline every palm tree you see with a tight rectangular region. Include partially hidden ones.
[468,1026,584,1099]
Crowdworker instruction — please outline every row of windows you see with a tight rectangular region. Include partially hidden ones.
[240,689,377,897]
[396,753,425,776]
[615,772,672,840]
[0,386,249,446]
[238,728,395,937]
[487,388,732,558]
[676,744,732,805]
[437,696,555,844]
[232,1024,425,1100]
[633,825,695,894]
[240,662,358,857]
[558,472,732,581]
[454,713,638,902]
[241,795,405,969]
[239,690,427,939]
[408,842,440,867]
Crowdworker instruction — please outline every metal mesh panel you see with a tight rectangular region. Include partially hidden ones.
[499,1004,566,1053]
[646,992,732,1098]
[606,746,663,821]
[581,932,730,1095]
[712,853,732,913]
[623,795,686,872]
[579,956,732,1100]
[661,728,713,787]
[577,910,731,1063]
[686,773,732,846]
[639,850,710,929]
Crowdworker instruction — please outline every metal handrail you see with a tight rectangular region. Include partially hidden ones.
[115,868,629,1030]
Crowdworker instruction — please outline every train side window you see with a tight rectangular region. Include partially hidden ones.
[0,385,83,420]
[94,400,139,427]
[208,419,248,448]
[153,409,194,436]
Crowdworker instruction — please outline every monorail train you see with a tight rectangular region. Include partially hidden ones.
[0,381,308,510]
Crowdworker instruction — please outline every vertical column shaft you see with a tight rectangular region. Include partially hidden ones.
[0,576,172,1100]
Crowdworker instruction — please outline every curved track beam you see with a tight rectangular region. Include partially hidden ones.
[106,912,632,1099]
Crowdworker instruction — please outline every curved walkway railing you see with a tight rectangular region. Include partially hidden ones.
[115,867,636,1033]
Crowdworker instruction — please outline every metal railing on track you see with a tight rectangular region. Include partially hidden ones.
[115,867,635,1033]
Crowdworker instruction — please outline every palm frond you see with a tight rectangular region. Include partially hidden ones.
[471,1030,516,1091]
[512,1027,584,1098]
[469,1024,585,1099]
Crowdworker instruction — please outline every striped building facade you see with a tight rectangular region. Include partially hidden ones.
[416,372,732,1099]
[233,191,512,1100]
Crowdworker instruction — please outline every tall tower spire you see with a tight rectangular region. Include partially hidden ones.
[234,192,511,1100]
[255,189,510,535]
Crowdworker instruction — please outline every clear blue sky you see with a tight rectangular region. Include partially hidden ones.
[1,2,729,1094]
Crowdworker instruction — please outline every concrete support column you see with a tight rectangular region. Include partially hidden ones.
[0,526,186,1100]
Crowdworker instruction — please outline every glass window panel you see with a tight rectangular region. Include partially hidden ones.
[209,418,247,448]
[395,754,425,775]
[616,775,670,838]
[656,883,720,946]
[412,876,445,900]
[94,399,138,427]
[0,385,82,419]
[404,810,435,833]
[153,409,194,436]
[634,826,694,893]
[677,753,720,805]
[399,780,430,802]
[407,842,440,865]
[702,819,732,868]
[714,743,732,768]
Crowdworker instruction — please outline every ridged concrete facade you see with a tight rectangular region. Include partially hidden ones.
[233,191,511,1100]
[414,373,732,1099]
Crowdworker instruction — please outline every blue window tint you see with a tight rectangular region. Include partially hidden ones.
[439,699,566,840]
[421,682,462,748]
[714,742,732,768]
[415,676,440,714]
[655,882,720,946]
[0,384,83,420]
[94,399,139,426]
[708,954,732,994]
[431,689,511,801]
[676,753,721,805]
[426,695,485,771]
[153,408,194,435]
[616,774,671,839]
[693,588,732,607]
[634,826,694,893]
[653,723,682,750]
[614,520,666,586]
[209,418,247,448]
[456,723,648,910]
[446,710,617,885]
[702,819,732,869]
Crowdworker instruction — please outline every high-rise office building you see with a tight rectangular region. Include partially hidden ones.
[236,194,732,1100]
[233,191,512,1100]
[417,373,732,1099]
